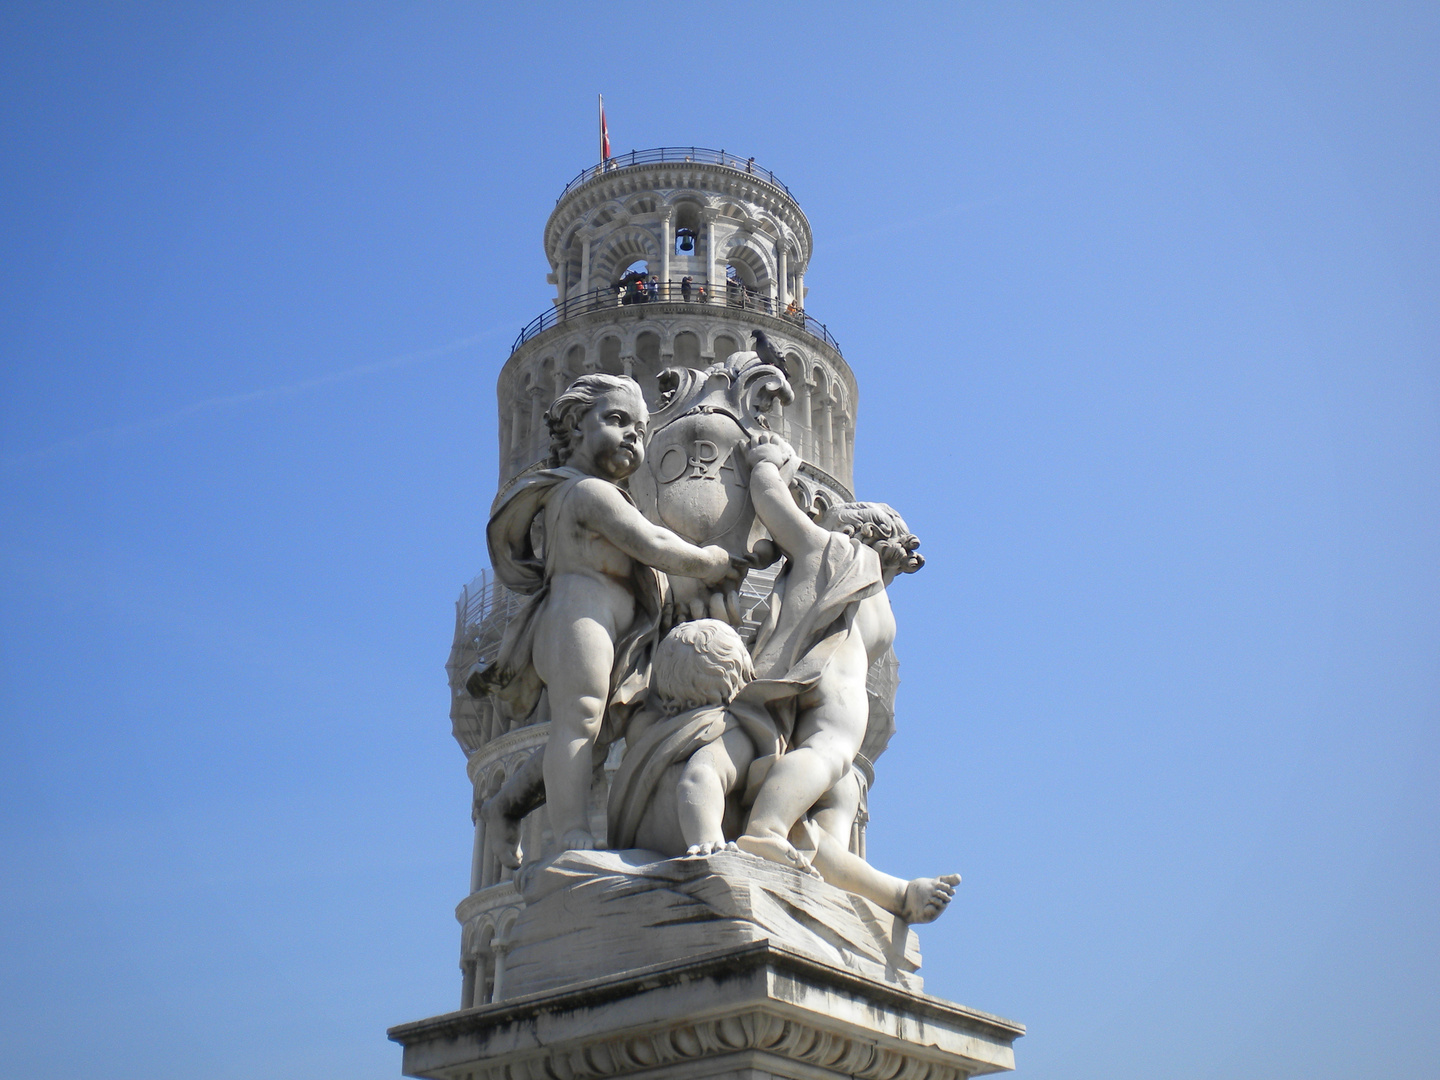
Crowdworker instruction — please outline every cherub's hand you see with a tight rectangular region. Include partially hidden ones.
[698,544,735,588]
[745,432,799,481]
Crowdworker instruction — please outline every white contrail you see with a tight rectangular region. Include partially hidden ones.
[2,329,499,470]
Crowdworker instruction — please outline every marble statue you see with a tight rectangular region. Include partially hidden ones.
[606,617,959,924]
[473,368,956,927]
[475,374,737,855]
[628,350,793,625]
[733,433,927,876]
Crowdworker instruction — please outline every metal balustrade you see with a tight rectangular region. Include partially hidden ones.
[511,281,841,355]
[556,147,795,203]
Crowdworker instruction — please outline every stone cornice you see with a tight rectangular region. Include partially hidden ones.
[391,942,1023,1080]
[466,724,549,783]
[502,303,854,405]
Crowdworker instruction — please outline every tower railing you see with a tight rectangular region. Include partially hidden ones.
[556,148,794,203]
[511,282,841,355]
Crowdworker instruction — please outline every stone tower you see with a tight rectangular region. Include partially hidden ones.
[444,148,897,1011]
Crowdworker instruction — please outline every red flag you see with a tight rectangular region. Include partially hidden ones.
[599,94,610,161]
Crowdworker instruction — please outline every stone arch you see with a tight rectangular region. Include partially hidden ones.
[563,343,585,384]
[496,908,520,944]
[754,210,786,239]
[597,335,622,373]
[622,193,658,215]
[634,330,661,368]
[712,333,741,363]
[715,201,756,229]
[724,238,773,290]
[592,225,660,284]
[673,330,702,369]
[587,203,621,229]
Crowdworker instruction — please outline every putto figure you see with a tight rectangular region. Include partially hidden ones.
[735,433,931,880]
[479,374,737,854]
[607,618,960,924]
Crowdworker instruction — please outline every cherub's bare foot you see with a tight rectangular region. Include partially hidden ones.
[901,873,961,923]
[735,833,821,878]
[480,796,523,870]
[685,840,727,857]
[558,828,597,852]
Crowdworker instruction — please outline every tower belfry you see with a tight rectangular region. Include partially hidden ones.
[499,148,854,499]
[404,148,1022,1080]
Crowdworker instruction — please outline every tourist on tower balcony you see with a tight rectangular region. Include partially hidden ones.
[681,276,692,302]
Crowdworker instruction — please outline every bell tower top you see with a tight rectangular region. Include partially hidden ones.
[496,148,855,509]
[542,148,812,311]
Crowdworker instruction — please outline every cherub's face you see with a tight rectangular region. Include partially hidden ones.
[573,387,648,481]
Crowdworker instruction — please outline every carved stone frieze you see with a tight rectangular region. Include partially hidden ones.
[389,944,1023,1080]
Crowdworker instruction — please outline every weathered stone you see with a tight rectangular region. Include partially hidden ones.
[502,849,921,1000]
[389,942,1024,1080]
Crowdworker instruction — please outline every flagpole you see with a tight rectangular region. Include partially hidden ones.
[598,94,604,164]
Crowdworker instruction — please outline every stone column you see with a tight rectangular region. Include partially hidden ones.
[490,945,507,1003]
[795,269,805,309]
[778,245,789,307]
[821,398,835,474]
[460,960,476,1011]
[795,378,813,461]
[705,217,717,297]
[659,211,672,298]
[579,235,591,297]
[469,812,485,895]
[507,401,527,470]
[557,258,568,310]
[527,385,546,461]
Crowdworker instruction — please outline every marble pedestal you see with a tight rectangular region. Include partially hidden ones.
[393,851,1021,1079]
[389,941,1022,1080]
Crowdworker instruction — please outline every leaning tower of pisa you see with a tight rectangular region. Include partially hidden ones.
[442,148,900,1010]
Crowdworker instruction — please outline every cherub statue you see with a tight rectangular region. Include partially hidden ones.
[478,374,738,855]
[734,434,931,877]
[608,618,959,923]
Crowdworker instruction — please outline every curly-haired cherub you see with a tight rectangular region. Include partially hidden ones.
[480,374,738,855]
[734,435,938,895]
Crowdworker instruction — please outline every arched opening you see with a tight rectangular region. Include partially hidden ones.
[713,334,740,362]
[635,331,660,368]
[598,336,622,373]
[673,331,701,369]
[672,200,703,256]
[617,259,653,305]
[634,331,661,396]
[564,344,585,386]
[725,242,771,312]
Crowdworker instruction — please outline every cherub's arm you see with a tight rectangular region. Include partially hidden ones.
[574,480,733,585]
[745,436,829,561]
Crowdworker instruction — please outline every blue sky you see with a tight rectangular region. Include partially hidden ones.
[2,5,1436,1078]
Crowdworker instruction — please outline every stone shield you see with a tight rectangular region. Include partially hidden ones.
[631,410,753,552]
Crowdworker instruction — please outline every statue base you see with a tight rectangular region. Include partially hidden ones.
[502,848,923,998]
[389,941,1023,1080]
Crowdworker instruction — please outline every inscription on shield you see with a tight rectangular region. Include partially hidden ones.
[635,411,752,549]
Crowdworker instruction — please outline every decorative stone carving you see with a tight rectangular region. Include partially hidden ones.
[474,373,738,861]
[390,943,1023,1080]
[502,848,920,999]
[629,350,793,624]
